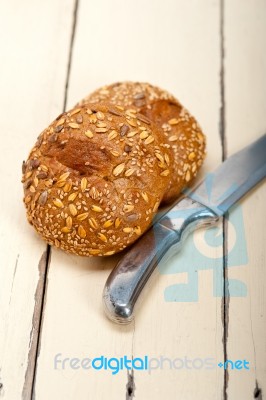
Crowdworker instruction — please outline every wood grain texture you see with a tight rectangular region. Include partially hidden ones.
[224,1,266,398]
[0,1,74,398]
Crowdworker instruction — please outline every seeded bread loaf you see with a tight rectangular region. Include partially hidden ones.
[79,82,206,203]
[22,103,173,256]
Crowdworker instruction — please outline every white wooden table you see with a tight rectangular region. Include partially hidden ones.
[0,1,265,399]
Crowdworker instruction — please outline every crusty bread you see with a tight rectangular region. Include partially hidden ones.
[79,82,206,203]
[22,103,173,256]
[22,82,206,256]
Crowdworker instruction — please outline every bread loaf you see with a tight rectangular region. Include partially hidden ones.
[79,82,206,203]
[22,103,173,256]
[22,82,206,256]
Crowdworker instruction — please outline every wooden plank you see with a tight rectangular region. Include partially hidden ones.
[132,1,224,398]
[34,0,224,399]
[0,1,74,399]
[224,1,266,398]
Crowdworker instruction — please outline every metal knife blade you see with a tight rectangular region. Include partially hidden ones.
[185,134,266,215]
[103,135,266,324]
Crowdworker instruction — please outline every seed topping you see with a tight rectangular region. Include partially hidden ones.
[89,218,98,229]
[69,204,78,216]
[53,198,64,208]
[160,169,170,176]
[91,205,103,212]
[98,233,107,242]
[108,130,118,140]
[77,212,89,221]
[120,124,130,136]
[113,163,125,176]
[39,191,48,206]
[103,220,113,228]
[144,136,154,145]
[141,192,149,202]
[78,225,87,238]
[168,118,179,125]
[68,123,79,129]
[124,204,134,213]
[81,177,87,192]
[85,130,93,138]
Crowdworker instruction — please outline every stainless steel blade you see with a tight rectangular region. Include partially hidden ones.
[186,134,266,215]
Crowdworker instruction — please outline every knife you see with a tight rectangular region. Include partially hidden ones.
[103,134,266,324]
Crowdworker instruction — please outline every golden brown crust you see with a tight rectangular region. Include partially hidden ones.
[79,82,206,203]
[22,103,173,256]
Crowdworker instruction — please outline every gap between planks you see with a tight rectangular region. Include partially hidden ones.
[219,0,230,399]
[22,1,80,399]
[219,1,263,398]
[22,249,50,400]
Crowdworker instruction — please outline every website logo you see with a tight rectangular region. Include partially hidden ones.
[53,354,250,374]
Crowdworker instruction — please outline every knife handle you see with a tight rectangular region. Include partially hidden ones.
[102,197,219,324]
